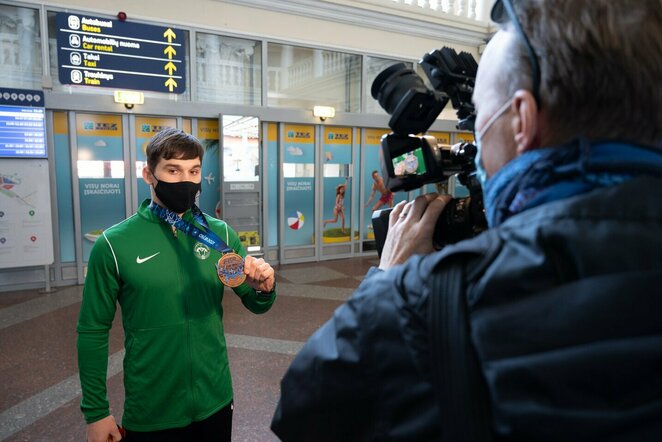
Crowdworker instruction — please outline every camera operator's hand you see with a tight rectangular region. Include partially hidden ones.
[378,193,451,271]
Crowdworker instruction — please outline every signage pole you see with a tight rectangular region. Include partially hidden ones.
[40,264,57,294]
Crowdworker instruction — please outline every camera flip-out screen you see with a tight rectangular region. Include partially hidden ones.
[392,147,427,176]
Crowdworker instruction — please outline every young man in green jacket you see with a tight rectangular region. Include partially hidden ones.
[78,128,277,442]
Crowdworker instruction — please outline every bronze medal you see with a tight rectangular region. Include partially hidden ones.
[215,252,246,287]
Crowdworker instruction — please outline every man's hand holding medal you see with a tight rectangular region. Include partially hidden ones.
[243,255,276,293]
[215,254,275,293]
[149,202,276,294]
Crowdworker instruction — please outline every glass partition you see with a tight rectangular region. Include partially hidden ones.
[196,33,261,105]
[222,115,259,182]
[221,115,262,251]
[0,5,42,89]
[53,112,75,262]
[365,56,413,114]
[267,44,361,112]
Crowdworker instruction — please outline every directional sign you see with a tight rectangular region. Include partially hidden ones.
[56,13,186,94]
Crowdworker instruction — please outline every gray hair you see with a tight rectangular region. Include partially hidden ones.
[500,0,662,147]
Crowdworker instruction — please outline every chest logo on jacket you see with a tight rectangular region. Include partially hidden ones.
[194,242,211,260]
[136,252,160,264]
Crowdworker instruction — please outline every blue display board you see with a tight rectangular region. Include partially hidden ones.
[0,89,47,158]
[0,106,46,159]
[0,88,46,159]
[56,12,186,94]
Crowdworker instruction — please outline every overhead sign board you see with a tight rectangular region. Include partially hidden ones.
[56,12,186,94]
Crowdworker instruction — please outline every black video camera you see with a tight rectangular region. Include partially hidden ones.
[370,47,487,255]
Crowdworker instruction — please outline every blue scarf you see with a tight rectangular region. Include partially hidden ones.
[482,138,662,227]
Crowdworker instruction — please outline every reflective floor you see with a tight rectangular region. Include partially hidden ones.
[0,256,378,441]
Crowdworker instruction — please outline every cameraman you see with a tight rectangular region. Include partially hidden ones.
[272,0,662,440]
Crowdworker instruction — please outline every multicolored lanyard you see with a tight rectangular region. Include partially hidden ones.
[149,202,246,287]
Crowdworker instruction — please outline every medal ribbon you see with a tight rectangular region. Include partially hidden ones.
[149,202,233,254]
[150,202,247,287]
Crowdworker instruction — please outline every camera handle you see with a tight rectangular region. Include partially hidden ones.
[371,192,486,258]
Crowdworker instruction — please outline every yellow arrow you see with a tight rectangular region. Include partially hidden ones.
[165,77,178,92]
[163,28,176,43]
[164,46,176,59]
[164,61,177,75]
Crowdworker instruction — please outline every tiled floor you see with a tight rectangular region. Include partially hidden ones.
[0,256,379,442]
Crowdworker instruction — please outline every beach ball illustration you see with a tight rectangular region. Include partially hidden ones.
[288,211,305,230]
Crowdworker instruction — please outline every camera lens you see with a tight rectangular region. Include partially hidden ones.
[371,63,448,135]
[371,63,427,115]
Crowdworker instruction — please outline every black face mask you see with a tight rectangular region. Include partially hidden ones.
[152,175,201,214]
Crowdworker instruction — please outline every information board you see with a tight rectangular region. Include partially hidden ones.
[0,106,46,158]
[56,12,186,94]
[0,88,47,159]
[0,159,54,269]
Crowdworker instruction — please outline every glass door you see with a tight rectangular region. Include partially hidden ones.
[51,111,76,284]
[195,118,221,218]
[73,113,129,282]
[280,123,317,263]
[360,128,408,254]
[264,122,279,262]
[220,115,262,254]
[320,125,354,259]
[131,116,178,209]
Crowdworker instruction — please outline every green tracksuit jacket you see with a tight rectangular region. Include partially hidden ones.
[77,200,276,431]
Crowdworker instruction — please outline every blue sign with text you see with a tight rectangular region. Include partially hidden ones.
[56,12,186,94]
[0,89,46,158]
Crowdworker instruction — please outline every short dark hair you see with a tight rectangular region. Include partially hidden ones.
[146,128,204,172]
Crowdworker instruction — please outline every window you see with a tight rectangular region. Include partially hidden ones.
[0,5,42,89]
[196,33,261,105]
[268,43,361,112]
[365,56,413,114]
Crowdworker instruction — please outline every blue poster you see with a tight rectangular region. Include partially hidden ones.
[134,117,177,205]
[284,141,314,163]
[322,126,352,243]
[322,176,350,242]
[362,132,407,240]
[283,125,315,247]
[77,135,123,160]
[198,139,220,216]
[194,119,220,217]
[79,178,126,260]
[284,177,315,246]
[76,113,125,262]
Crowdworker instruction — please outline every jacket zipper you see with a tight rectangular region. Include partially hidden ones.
[175,227,195,419]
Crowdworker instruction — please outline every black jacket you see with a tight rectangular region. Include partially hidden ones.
[272,176,662,441]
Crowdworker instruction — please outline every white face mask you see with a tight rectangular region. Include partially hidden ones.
[473,98,513,187]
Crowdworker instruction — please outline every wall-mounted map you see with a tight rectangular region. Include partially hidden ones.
[0,159,54,269]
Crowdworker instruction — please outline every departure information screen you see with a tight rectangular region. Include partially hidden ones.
[0,105,47,158]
